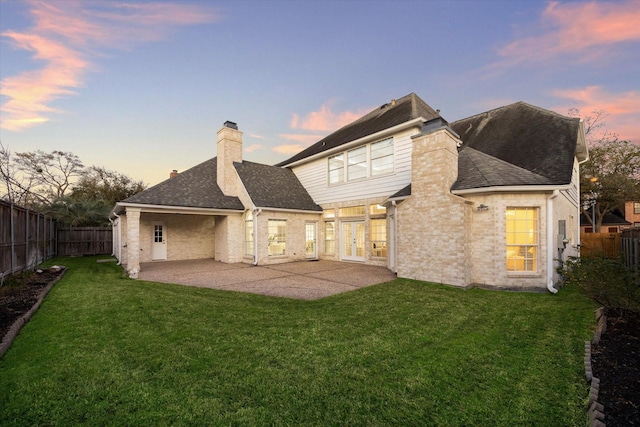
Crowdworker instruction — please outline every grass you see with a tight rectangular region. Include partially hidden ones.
[0,256,596,426]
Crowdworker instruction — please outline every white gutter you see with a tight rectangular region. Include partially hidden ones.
[547,190,560,293]
[453,184,572,196]
[112,202,244,216]
[253,208,261,265]
[254,206,323,215]
[281,117,425,168]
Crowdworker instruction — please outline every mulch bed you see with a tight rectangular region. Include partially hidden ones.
[0,268,65,354]
[591,308,640,426]
[1,273,638,424]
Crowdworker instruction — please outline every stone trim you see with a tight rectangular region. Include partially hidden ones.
[584,307,607,427]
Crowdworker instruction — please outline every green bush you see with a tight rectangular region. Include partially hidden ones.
[561,256,640,311]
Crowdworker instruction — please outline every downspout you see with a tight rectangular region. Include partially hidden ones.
[546,190,560,293]
[391,200,397,273]
[253,208,261,265]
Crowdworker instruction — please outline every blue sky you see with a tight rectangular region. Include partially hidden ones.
[1,0,639,186]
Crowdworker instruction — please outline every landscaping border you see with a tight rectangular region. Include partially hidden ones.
[585,307,607,427]
[0,268,67,358]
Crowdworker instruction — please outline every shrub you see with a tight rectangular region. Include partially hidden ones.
[560,256,640,311]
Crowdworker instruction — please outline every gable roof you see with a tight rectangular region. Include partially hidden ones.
[276,92,440,167]
[234,161,322,211]
[121,157,244,210]
[450,101,580,186]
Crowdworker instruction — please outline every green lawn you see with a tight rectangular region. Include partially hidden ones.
[0,256,596,426]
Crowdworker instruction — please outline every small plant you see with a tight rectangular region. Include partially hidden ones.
[561,256,640,312]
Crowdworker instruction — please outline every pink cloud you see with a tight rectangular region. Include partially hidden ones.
[291,103,369,132]
[278,133,325,145]
[244,144,264,153]
[553,86,640,144]
[272,144,307,155]
[1,1,217,132]
[495,1,640,67]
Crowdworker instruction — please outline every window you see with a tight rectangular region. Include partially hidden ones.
[608,227,618,233]
[327,138,394,184]
[371,138,393,176]
[328,154,344,184]
[369,204,386,215]
[370,219,387,257]
[339,205,365,217]
[506,207,538,272]
[245,211,253,256]
[325,221,335,254]
[268,220,286,256]
[635,202,640,214]
[324,209,335,218]
[347,146,367,180]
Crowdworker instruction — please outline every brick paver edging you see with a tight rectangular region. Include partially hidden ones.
[0,268,67,358]
[585,307,607,427]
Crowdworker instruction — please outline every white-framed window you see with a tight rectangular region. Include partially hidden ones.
[370,218,387,257]
[371,138,393,176]
[339,205,365,217]
[268,220,286,256]
[327,138,394,184]
[634,202,640,214]
[244,211,253,256]
[347,146,367,181]
[325,221,335,254]
[369,204,386,215]
[506,207,538,272]
[328,154,344,185]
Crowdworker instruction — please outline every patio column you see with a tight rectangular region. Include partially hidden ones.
[126,208,141,278]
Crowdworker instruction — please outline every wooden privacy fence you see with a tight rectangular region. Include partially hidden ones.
[621,227,640,273]
[0,200,56,279]
[57,227,113,256]
[580,232,620,259]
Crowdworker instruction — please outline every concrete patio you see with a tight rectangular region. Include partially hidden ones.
[137,259,397,300]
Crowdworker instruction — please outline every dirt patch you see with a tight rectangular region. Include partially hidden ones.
[0,268,65,342]
[591,308,640,426]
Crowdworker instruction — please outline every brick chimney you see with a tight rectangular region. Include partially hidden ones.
[169,170,178,178]
[217,121,242,196]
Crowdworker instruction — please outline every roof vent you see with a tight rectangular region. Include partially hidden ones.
[224,121,238,130]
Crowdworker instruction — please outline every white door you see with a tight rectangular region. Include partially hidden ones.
[341,221,365,262]
[151,223,167,260]
[305,222,317,259]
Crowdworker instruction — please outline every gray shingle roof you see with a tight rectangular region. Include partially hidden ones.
[450,101,580,186]
[234,161,322,211]
[277,92,440,166]
[122,157,244,210]
[452,147,554,191]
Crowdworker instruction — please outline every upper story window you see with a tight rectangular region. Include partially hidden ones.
[328,138,394,184]
[328,154,344,184]
[634,202,640,214]
[371,139,393,176]
[347,146,367,180]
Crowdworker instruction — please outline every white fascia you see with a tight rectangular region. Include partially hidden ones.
[255,206,323,215]
[282,117,426,168]
[452,184,572,196]
[112,202,244,216]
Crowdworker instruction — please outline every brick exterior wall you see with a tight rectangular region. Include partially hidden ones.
[217,125,242,197]
[625,201,640,226]
[396,127,472,287]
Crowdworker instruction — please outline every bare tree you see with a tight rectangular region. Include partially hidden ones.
[0,141,46,206]
[13,149,84,205]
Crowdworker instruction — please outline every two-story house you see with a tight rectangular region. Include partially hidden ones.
[111,93,588,292]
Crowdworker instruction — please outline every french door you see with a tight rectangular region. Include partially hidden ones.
[341,221,365,261]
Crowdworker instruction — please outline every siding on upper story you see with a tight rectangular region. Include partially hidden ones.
[290,126,421,205]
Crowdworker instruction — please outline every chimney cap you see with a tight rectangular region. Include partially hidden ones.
[224,121,238,130]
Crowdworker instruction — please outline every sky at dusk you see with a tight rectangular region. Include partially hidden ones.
[1,0,639,186]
